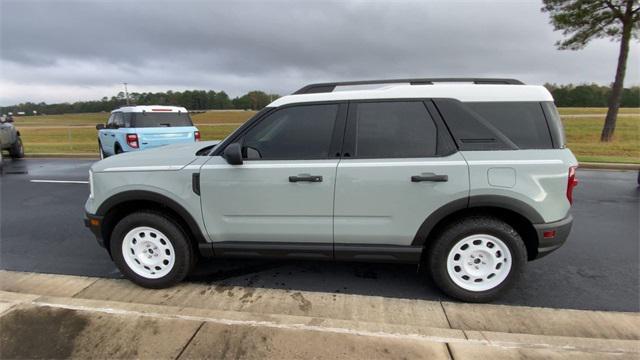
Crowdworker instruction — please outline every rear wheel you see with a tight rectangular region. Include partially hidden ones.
[110,211,195,288]
[9,137,24,158]
[114,143,123,154]
[427,216,526,302]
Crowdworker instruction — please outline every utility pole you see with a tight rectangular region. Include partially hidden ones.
[123,82,130,105]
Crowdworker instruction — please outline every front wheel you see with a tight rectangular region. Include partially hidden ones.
[98,140,107,159]
[9,137,24,158]
[427,216,527,302]
[110,211,195,288]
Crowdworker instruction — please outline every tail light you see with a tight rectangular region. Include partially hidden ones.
[126,133,139,148]
[567,166,578,204]
[194,131,201,142]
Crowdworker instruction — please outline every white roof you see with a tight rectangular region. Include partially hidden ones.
[113,105,188,113]
[269,84,553,107]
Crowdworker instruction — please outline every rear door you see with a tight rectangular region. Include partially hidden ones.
[200,103,346,251]
[333,100,469,251]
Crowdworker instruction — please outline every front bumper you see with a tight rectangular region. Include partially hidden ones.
[84,212,106,248]
[533,214,573,259]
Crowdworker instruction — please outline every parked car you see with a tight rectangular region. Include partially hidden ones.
[0,115,25,159]
[84,78,578,302]
[96,106,200,158]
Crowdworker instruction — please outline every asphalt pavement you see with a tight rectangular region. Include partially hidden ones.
[1,158,638,311]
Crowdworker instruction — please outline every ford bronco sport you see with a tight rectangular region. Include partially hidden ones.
[85,78,578,302]
[96,105,200,158]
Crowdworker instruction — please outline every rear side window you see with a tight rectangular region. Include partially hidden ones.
[351,102,437,158]
[465,102,553,149]
[541,102,566,148]
[242,104,339,160]
[131,112,193,128]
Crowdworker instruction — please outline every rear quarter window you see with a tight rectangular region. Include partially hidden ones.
[464,102,553,149]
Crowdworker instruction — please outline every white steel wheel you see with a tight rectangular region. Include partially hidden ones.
[446,234,512,292]
[121,226,176,279]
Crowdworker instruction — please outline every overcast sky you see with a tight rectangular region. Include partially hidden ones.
[1,0,638,105]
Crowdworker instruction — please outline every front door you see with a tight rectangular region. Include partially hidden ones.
[333,101,469,249]
[200,103,346,250]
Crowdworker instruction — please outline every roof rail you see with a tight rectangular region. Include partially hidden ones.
[293,78,524,94]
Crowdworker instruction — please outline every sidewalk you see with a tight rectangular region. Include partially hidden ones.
[1,270,638,359]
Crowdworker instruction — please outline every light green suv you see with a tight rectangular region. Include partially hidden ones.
[85,78,578,302]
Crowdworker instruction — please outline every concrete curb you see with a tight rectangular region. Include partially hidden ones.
[1,290,638,357]
[24,153,99,159]
[1,270,638,356]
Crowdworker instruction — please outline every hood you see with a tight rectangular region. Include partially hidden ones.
[91,140,220,173]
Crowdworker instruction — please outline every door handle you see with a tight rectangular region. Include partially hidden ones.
[111,134,115,137]
[411,174,448,182]
[289,174,323,183]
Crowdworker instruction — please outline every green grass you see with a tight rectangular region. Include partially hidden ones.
[562,114,639,163]
[12,108,640,164]
[557,107,640,115]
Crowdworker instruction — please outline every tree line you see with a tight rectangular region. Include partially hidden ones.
[545,83,639,107]
[0,89,280,115]
[1,84,638,116]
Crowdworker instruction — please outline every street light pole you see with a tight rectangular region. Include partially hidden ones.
[123,82,130,105]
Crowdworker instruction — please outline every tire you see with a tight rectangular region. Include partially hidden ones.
[110,211,195,288]
[426,216,527,302]
[98,140,107,159]
[9,137,24,158]
[114,144,123,155]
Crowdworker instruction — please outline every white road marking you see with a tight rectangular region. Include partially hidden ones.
[30,180,89,184]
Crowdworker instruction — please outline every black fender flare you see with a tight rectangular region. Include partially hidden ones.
[411,195,544,246]
[97,190,208,244]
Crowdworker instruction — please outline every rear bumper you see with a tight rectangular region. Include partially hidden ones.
[533,214,573,259]
[84,212,106,248]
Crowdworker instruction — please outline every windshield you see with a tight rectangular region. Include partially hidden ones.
[128,112,194,127]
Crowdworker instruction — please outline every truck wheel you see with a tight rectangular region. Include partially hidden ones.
[9,137,24,158]
[427,216,526,302]
[98,140,107,159]
[110,211,195,288]
[114,144,123,154]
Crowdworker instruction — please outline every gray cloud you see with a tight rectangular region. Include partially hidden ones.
[1,0,638,105]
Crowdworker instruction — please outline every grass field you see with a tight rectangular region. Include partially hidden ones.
[9,108,640,163]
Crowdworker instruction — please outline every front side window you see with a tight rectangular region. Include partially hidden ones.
[352,101,437,158]
[242,104,339,160]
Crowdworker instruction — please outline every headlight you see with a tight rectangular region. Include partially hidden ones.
[89,170,94,199]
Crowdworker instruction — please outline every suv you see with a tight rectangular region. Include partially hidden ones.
[0,115,25,159]
[96,105,200,158]
[84,78,578,302]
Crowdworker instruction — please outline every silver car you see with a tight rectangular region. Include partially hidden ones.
[85,78,578,302]
[0,115,24,159]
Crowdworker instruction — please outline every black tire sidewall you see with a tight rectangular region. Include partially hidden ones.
[110,212,193,288]
[428,217,527,302]
[98,140,107,159]
[10,137,24,158]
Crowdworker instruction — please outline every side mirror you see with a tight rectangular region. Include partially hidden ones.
[223,143,243,165]
[96,124,105,130]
